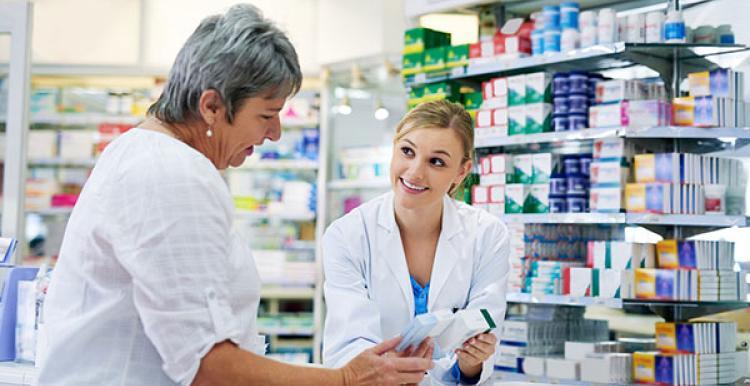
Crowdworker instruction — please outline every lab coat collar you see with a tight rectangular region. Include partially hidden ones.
[376,192,466,313]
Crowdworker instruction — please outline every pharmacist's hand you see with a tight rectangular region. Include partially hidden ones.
[456,333,497,378]
[387,337,434,360]
[341,337,433,386]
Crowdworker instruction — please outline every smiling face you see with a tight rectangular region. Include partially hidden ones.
[203,90,286,169]
[391,127,472,211]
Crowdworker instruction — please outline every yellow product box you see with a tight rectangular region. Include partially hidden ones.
[634,154,655,183]
[633,352,657,383]
[402,53,423,76]
[625,183,647,213]
[408,86,425,109]
[634,269,657,299]
[446,44,469,68]
[672,97,695,126]
[655,322,678,352]
[403,27,451,54]
[688,71,710,97]
[655,240,679,269]
[423,47,447,73]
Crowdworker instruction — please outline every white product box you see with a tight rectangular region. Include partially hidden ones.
[28,131,58,159]
[505,184,528,214]
[595,79,647,104]
[589,103,623,128]
[597,268,622,298]
[626,99,665,128]
[490,154,511,174]
[527,184,550,213]
[525,72,552,104]
[621,270,635,298]
[508,105,526,135]
[513,154,533,184]
[480,173,506,186]
[493,108,508,127]
[507,75,526,106]
[476,109,493,128]
[546,358,581,380]
[565,342,597,361]
[593,138,626,159]
[489,185,505,203]
[590,160,628,185]
[532,153,556,183]
[521,357,546,377]
[59,130,95,160]
[480,156,491,175]
[436,309,495,353]
[567,267,592,296]
[581,354,633,384]
[590,186,623,212]
[493,77,508,99]
[471,185,489,204]
[525,103,552,133]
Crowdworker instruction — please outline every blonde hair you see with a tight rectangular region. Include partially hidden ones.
[393,100,474,195]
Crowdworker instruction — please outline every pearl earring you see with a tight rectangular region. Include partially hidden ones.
[206,127,213,137]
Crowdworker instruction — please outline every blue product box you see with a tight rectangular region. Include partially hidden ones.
[676,323,696,353]
[655,354,675,385]
[710,69,731,98]
[655,270,676,299]
[645,183,669,213]
[654,153,681,183]
[678,241,697,269]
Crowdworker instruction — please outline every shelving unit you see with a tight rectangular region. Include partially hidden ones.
[327,178,391,190]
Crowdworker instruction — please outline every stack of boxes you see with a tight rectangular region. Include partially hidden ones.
[402,27,452,78]
[589,138,629,213]
[674,68,747,128]
[552,72,599,132]
[474,72,553,140]
[550,154,592,213]
[469,18,532,66]
[634,321,748,385]
[589,79,670,129]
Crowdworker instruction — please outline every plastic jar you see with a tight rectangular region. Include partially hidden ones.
[579,154,593,176]
[579,10,596,29]
[717,24,734,44]
[554,96,570,114]
[568,72,588,94]
[560,2,580,30]
[544,6,561,30]
[566,175,589,195]
[566,195,588,213]
[544,28,562,54]
[568,94,589,114]
[550,175,568,195]
[553,114,570,132]
[561,28,580,52]
[704,184,726,214]
[693,25,716,44]
[532,29,545,56]
[598,8,617,44]
[563,156,581,175]
[569,114,588,130]
[553,73,570,96]
[626,13,646,43]
[549,195,568,213]
[664,9,686,43]
[646,11,664,43]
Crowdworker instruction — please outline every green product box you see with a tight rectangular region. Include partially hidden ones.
[423,46,447,73]
[402,53,423,76]
[524,184,550,213]
[404,28,451,54]
[446,44,469,68]
[513,154,533,184]
[531,153,559,184]
[507,75,526,106]
[505,184,528,214]
[408,86,426,109]
[462,92,483,110]
[423,82,460,103]
[508,106,526,136]
[525,103,552,134]
[525,72,553,104]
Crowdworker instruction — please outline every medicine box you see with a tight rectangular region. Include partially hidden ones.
[422,47,447,73]
[507,75,526,106]
[513,154,533,184]
[505,184,527,214]
[446,44,469,68]
[508,106,526,135]
[525,72,552,104]
[525,103,552,134]
[525,184,550,213]
[531,153,557,183]
[590,186,623,213]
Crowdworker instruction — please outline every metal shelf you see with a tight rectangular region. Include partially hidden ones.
[626,213,747,227]
[327,178,391,190]
[27,207,74,216]
[261,287,315,300]
[0,362,36,385]
[28,112,143,126]
[28,158,97,168]
[236,159,319,171]
[475,127,750,148]
[235,210,316,222]
[506,292,623,308]
[497,0,715,17]
[493,369,624,386]
[405,43,747,88]
[498,213,625,224]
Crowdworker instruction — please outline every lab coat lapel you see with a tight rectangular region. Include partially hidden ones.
[377,192,414,315]
[428,195,465,310]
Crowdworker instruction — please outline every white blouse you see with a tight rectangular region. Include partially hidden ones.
[37,128,264,386]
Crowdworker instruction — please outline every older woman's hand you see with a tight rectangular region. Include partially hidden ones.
[456,333,497,379]
[342,337,433,386]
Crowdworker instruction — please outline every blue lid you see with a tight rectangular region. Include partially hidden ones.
[553,73,569,78]
[560,2,580,8]
[543,5,560,11]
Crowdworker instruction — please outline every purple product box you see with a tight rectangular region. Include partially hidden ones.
[655,354,675,385]
[645,183,669,213]
[678,241,697,269]
[654,153,682,183]
[676,323,696,353]
[655,270,676,299]
[710,68,731,98]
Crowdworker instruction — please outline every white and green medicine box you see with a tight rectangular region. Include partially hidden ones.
[423,47,447,73]
[525,103,552,134]
[525,72,553,104]
[423,82,459,103]
[513,154,533,184]
[402,53,423,76]
[507,75,526,106]
[404,28,451,54]
[505,184,528,214]
[446,44,469,68]
[508,106,526,136]
[531,153,558,183]
[524,184,550,213]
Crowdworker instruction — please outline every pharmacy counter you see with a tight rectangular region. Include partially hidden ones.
[0,362,36,386]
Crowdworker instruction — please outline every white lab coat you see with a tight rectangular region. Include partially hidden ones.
[322,192,510,385]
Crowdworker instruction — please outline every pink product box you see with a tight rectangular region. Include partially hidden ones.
[51,193,78,207]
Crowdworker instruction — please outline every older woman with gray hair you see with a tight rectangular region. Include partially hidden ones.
[37,5,432,386]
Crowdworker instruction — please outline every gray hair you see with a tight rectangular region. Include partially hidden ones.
[148,4,302,124]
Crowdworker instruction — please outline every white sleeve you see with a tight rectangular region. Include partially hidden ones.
[322,218,383,368]
[108,157,242,386]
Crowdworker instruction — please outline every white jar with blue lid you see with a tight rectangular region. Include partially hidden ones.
[560,2,580,30]
[543,5,561,30]
[544,28,562,54]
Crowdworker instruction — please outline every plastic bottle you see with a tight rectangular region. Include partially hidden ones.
[561,29,580,52]
[532,29,545,56]
[560,2,580,30]
[544,28,562,54]
[580,11,598,47]
[664,9,686,43]
[717,24,735,44]
[598,8,617,44]
[645,11,664,43]
[543,5,561,30]
[626,13,646,43]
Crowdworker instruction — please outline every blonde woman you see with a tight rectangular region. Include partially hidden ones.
[323,100,510,385]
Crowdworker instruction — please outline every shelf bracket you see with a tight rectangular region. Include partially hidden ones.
[619,50,675,97]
